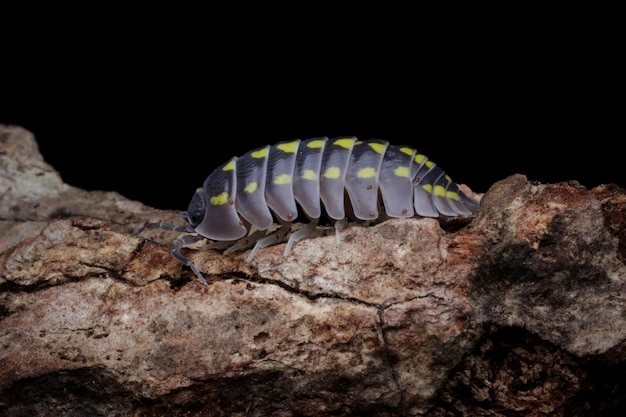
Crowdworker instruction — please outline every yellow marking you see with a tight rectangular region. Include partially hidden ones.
[323,167,341,179]
[368,142,386,154]
[394,166,410,178]
[273,174,292,185]
[355,140,362,145]
[277,141,299,153]
[333,138,354,149]
[357,167,377,178]
[195,187,203,193]
[422,184,433,194]
[307,139,325,149]
[445,174,451,182]
[414,154,427,164]
[251,147,269,158]
[434,185,446,197]
[302,169,318,180]
[223,159,236,171]
[244,182,258,193]
[425,161,436,169]
[447,191,461,201]
[400,147,414,156]
[209,192,229,205]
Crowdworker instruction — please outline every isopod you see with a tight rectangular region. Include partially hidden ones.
[137,136,479,284]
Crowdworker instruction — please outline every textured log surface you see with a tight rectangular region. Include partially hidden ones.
[1,125,625,416]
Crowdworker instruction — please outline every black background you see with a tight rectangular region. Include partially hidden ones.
[2,14,622,212]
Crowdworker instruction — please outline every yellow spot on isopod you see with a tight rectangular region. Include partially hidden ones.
[445,174,451,182]
[244,182,258,193]
[400,147,414,156]
[414,154,427,164]
[223,159,236,171]
[447,191,461,201]
[368,142,386,154]
[425,161,436,169]
[307,140,325,149]
[277,141,299,153]
[273,174,292,185]
[251,147,269,158]
[434,185,446,197]
[209,192,229,205]
[324,167,341,179]
[422,184,433,194]
[333,138,355,149]
[394,166,410,178]
[302,169,318,180]
[357,167,377,178]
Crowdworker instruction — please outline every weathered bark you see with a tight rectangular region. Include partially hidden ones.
[1,125,625,416]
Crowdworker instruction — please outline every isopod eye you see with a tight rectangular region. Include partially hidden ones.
[185,189,206,227]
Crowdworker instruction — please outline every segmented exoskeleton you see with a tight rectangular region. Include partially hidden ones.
[137,136,480,284]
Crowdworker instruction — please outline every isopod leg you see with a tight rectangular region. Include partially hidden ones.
[223,230,267,255]
[171,234,208,285]
[333,218,348,245]
[246,219,291,262]
[283,218,321,256]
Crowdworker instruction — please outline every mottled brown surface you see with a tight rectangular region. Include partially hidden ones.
[1,125,625,416]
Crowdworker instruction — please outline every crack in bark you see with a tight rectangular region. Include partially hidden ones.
[376,306,404,406]
[228,271,383,309]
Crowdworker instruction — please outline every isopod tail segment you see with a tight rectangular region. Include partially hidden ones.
[135,136,481,285]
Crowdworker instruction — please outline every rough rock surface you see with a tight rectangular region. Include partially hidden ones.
[1,124,625,416]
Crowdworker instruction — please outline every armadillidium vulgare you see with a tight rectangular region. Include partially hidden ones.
[137,136,480,284]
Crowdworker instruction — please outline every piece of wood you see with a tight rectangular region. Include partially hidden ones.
[2,125,625,416]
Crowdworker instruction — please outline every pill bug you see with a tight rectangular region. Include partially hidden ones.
[137,136,480,285]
